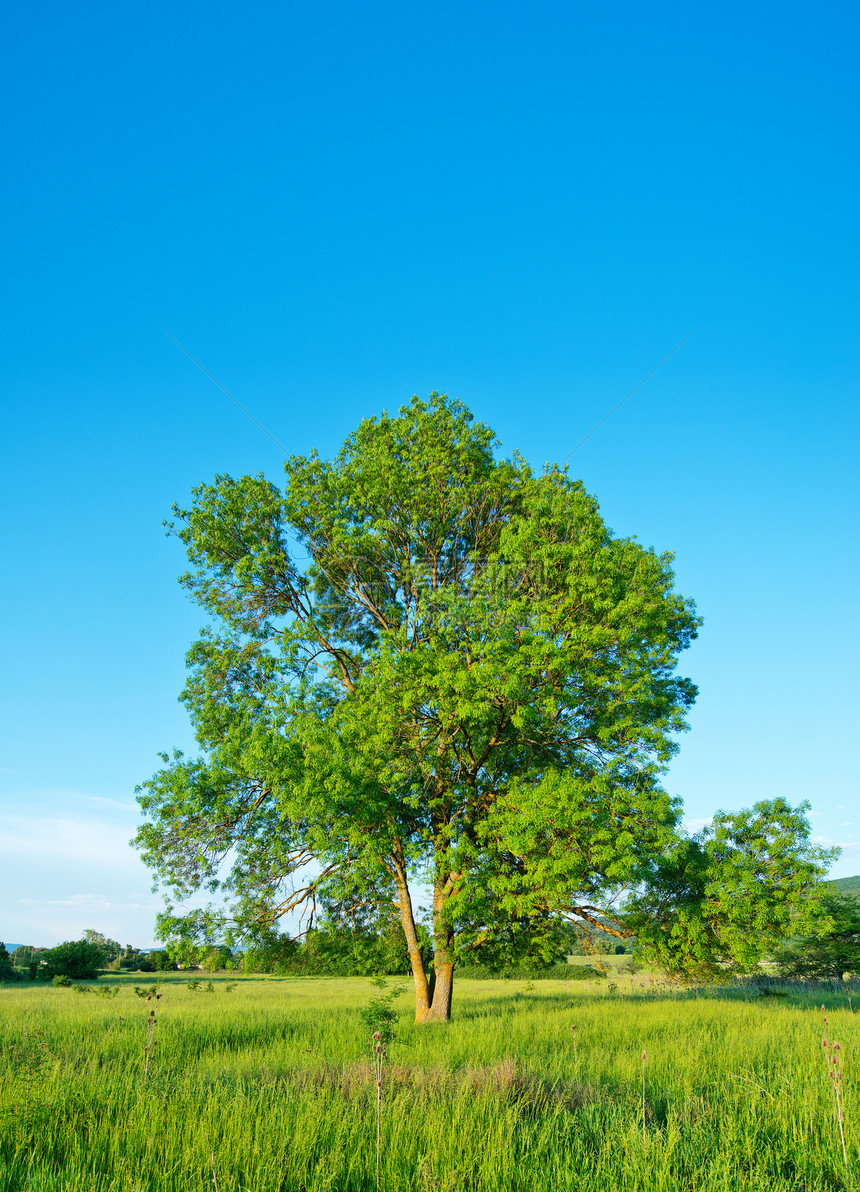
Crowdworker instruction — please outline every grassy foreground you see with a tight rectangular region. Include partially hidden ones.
[0,971,857,1192]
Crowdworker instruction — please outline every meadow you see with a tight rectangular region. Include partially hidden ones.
[0,970,856,1192]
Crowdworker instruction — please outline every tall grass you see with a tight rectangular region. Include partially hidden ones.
[0,971,857,1190]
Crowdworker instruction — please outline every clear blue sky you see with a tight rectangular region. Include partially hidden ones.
[2,1,857,947]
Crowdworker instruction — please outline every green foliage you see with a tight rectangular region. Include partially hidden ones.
[81,930,121,965]
[71,984,120,997]
[239,921,424,977]
[134,394,834,1012]
[147,950,178,971]
[775,891,860,979]
[52,974,71,987]
[0,942,17,982]
[200,945,234,972]
[622,799,836,980]
[358,977,405,1045]
[42,940,105,981]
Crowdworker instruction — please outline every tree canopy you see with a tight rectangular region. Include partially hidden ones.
[136,393,835,1020]
[774,888,860,980]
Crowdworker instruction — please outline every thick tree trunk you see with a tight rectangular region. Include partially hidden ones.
[422,959,454,1021]
[393,865,433,1022]
[418,885,455,1022]
[394,863,455,1023]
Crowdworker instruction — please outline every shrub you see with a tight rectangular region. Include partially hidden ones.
[148,951,177,972]
[358,978,404,1045]
[52,974,71,987]
[42,940,105,981]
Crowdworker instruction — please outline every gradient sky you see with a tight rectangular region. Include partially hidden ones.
[2,1,858,948]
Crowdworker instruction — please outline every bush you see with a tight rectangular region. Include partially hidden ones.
[52,974,71,987]
[358,978,404,1044]
[42,940,105,981]
[148,951,177,972]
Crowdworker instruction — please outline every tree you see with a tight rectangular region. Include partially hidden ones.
[774,889,860,980]
[0,943,16,982]
[42,940,105,980]
[622,799,837,980]
[147,950,178,972]
[82,929,122,966]
[136,394,835,1022]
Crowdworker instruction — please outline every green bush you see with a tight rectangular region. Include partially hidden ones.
[148,951,177,972]
[358,978,404,1044]
[52,974,72,987]
[42,940,105,981]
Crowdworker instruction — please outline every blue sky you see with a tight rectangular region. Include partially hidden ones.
[1,1,858,947]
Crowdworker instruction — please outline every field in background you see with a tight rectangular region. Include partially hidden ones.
[1,971,857,1191]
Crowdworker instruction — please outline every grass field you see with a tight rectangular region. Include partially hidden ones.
[0,971,857,1192]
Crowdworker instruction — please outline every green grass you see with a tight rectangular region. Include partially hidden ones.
[1,971,857,1191]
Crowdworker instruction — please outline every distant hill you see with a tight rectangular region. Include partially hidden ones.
[830,875,860,900]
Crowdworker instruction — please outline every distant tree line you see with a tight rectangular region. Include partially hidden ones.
[1,881,857,984]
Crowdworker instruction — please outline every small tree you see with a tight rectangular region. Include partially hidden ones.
[775,890,860,980]
[622,800,836,980]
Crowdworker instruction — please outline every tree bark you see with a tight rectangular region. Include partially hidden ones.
[394,862,456,1023]
[393,864,433,1022]
[423,959,454,1021]
[422,886,455,1022]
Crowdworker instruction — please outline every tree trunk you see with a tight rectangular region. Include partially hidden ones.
[419,890,455,1023]
[394,863,455,1023]
[422,960,454,1021]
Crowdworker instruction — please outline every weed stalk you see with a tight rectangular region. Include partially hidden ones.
[371,1030,387,1192]
[143,991,162,1080]
[821,1007,848,1183]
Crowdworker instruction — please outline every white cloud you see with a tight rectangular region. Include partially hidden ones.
[0,806,163,946]
[0,812,140,871]
[82,795,138,811]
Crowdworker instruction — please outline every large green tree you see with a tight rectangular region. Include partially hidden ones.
[136,394,833,1021]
